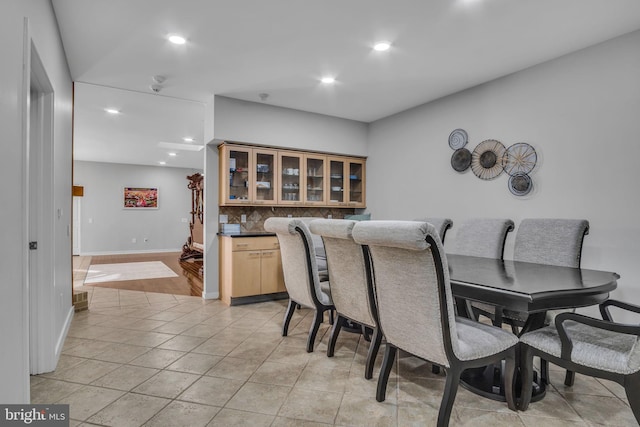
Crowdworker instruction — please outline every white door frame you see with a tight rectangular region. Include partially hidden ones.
[24,23,57,375]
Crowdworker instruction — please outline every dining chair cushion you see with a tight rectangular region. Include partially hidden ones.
[352,220,431,251]
[520,322,640,375]
[298,217,329,281]
[455,316,518,361]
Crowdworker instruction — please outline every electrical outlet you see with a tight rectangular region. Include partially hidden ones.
[287,214,292,218]
[219,214,228,224]
[144,237,149,242]
[181,218,188,223]
[241,214,246,223]
[328,214,332,219]
[132,238,136,243]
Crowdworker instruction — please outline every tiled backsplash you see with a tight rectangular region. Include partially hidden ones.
[218,206,356,232]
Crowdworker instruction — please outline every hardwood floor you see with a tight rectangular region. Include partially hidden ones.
[84,252,203,296]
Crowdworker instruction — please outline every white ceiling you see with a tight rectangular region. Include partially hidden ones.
[53,0,640,169]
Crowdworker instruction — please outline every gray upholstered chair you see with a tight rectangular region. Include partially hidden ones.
[447,218,515,325]
[413,217,453,243]
[507,218,589,385]
[519,299,640,424]
[298,217,329,281]
[264,217,334,352]
[309,219,381,379]
[352,220,518,427]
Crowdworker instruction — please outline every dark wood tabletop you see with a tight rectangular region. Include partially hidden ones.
[447,254,620,314]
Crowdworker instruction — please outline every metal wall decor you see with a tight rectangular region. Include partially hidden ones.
[448,129,538,197]
[471,139,506,180]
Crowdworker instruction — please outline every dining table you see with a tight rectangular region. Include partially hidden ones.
[446,254,620,402]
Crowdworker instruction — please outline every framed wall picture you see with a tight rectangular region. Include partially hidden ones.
[124,187,158,209]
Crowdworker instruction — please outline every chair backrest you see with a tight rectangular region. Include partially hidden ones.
[309,219,377,328]
[448,218,514,259]
[413,217,453,243]
[264,217,328,309]
[352,220,458,368]
[514,218,589,268]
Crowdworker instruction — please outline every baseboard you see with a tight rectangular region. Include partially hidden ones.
[202,291,219,300]
[53,305,74,370]
[80,248,183,256]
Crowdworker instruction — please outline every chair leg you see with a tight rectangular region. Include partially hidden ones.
[519,345,535,411]
[327,314,344,357]
[540,358,550,385]
[365,327,383,380]
[329,308,335,325]
[503,349,517,411]
[438,366,461,427]
[564,370,575,387]
[376,344,397,402]
[432,365,441,375]
[282,299,296,337]
[306,308,324,353]
[624,372,640,424]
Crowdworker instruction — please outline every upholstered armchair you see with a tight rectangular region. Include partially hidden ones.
[264,217,334,352]
[507,218,589,385]
[352,220,518,427]
[519,299,640,424]
[309,219,381,379]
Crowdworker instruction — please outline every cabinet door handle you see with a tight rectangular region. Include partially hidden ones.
[236,243,249,247]
[249,252,261,256]
[262,252,273,257]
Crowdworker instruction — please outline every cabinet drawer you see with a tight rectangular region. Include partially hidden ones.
[232,236,280,251]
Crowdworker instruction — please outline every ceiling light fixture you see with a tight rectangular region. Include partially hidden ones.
[104,108,120,114]
[168,34,186,45]
[373,41,391,52]
[321,76,335,84]
[183,137,194,142]
[168,152,177,157]
[158,161,167,165]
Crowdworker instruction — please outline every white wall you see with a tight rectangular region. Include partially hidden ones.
[213,96,369,156]
[367,30,640,317]
[204,96,369,299]
[74,161,201,254]
[0,0,73,402]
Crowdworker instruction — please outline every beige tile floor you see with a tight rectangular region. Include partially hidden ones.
[35,276,638,426]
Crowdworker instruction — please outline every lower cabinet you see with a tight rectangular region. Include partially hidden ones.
[219,235,286,305]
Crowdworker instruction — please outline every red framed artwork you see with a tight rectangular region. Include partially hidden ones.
[124,187,158,209]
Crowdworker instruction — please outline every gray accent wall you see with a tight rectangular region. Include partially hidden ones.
[74,161,202,254]
[366,30,640,318]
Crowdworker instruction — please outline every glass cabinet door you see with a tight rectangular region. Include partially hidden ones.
[304,155,326,205]
[223,147,252,204]
[328,157,346,205]
[278,151,303,204]
[253,149,277,204]
[347,159,366,207]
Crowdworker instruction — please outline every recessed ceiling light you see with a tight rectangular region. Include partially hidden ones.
[168,34,186,45]
[183,137,194,142]
[373,42,391,52]
[104,108,120,114]
[168,152,177,157]
[321,77,335,84]
[158,161,167,165]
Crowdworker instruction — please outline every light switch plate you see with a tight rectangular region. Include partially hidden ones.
[219,214,228,223]
[241,214,246,223]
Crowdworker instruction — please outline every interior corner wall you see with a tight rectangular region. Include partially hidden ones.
[213,96,368,156]
[74,161,202,254]
[366,30,640,318]
[0,0,73,403]
[203,95,219,299]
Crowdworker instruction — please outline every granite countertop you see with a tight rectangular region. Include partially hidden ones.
[217,231,276,237]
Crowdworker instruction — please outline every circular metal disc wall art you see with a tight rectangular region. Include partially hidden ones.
[503,142,537,176]
[451,148,472,172]
[508,172,533,196]
[448,129,468,150]
[471,139,506,180]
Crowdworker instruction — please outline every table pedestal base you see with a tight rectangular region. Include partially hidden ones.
[460,363,545,403]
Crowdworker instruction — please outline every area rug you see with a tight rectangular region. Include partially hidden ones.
[84,261,178,284]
